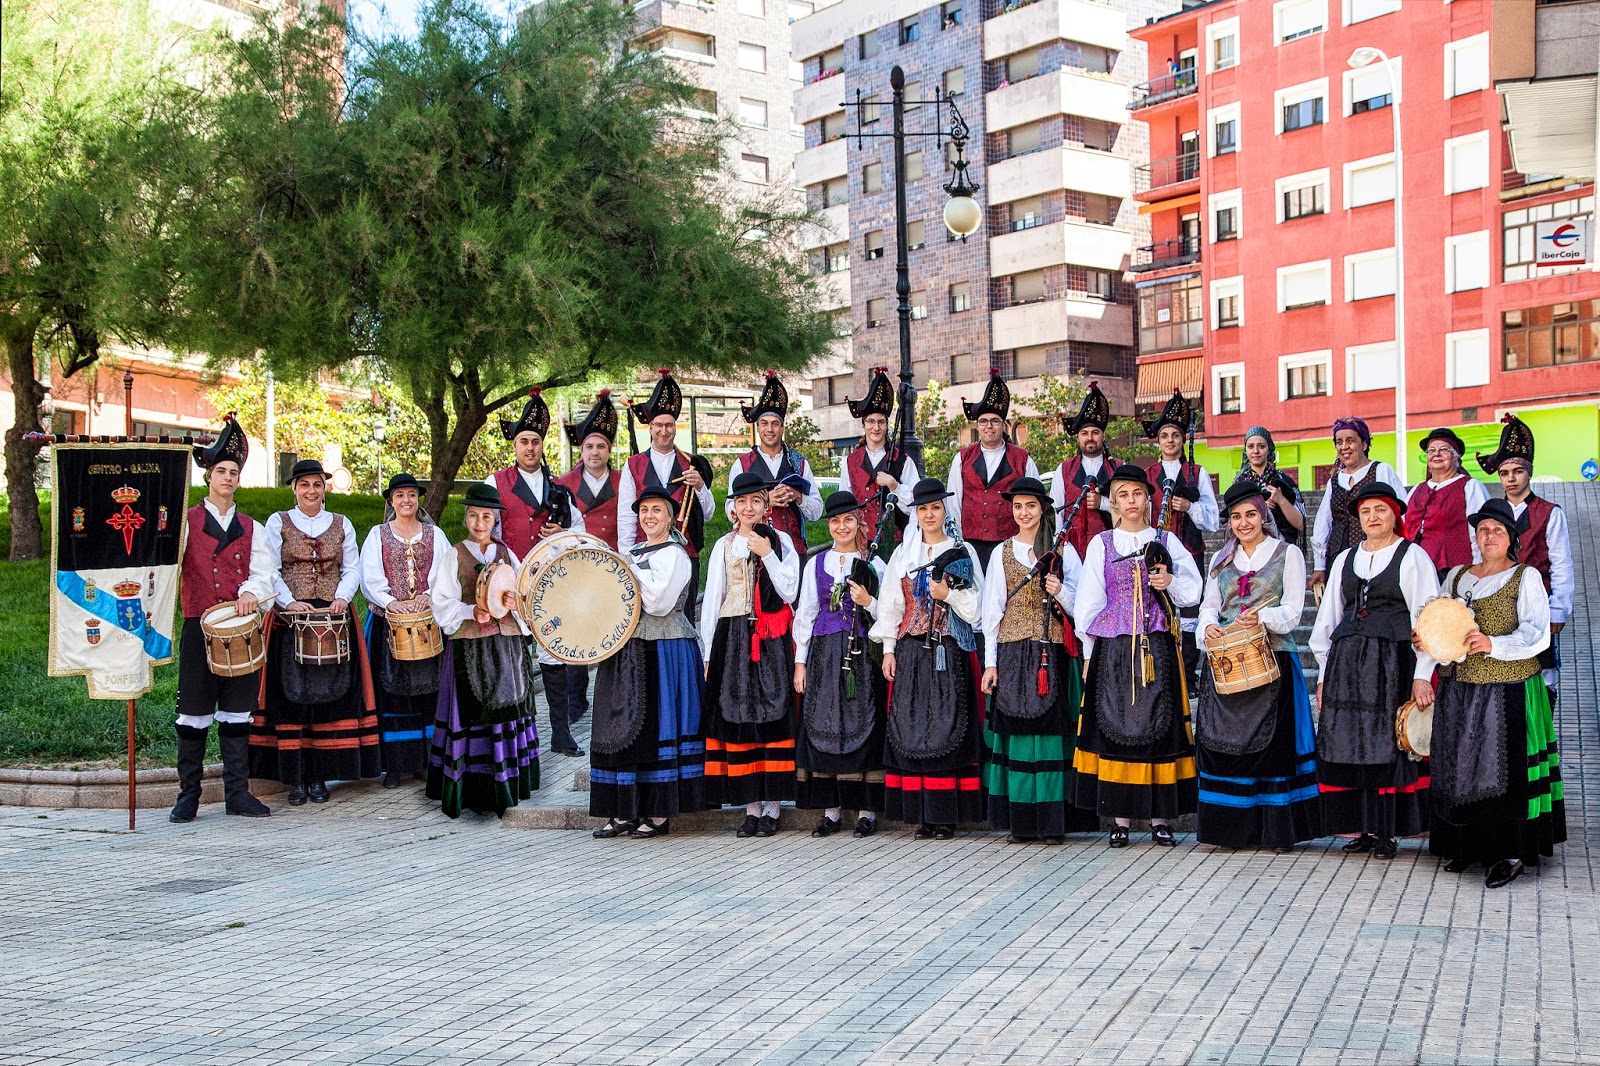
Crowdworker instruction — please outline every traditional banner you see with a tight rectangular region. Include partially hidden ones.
[48,443,190,699]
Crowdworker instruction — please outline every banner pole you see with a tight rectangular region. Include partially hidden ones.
[124,369,136,831]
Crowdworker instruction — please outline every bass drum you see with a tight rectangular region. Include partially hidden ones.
[515,532,641,665]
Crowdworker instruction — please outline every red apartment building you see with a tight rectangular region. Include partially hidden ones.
[1129,0,1600,488]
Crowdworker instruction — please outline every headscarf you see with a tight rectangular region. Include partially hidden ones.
[1331,416,1371,447]
[1237,426,1276,480]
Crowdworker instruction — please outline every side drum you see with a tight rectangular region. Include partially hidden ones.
[1207,621,1281,695]
[199,603,266,677]
[284,610,352,666]
[386,604,443,661]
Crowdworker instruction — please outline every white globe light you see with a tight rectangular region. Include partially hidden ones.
[944,195,982,238]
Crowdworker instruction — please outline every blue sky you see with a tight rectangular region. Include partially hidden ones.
[347,0,425,39]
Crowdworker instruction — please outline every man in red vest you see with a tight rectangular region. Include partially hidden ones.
[726,371,822,549]
[840,367,916,553]
[1050,379,1116,558]
[554,390,621,730]
[946,368,1038,568]
[1478,414,1572,700]
[485,388,586,756]
[616,368,715,588]
[1142,388,1216,687]
[170,416,275,823]
[1405,427,1488,574]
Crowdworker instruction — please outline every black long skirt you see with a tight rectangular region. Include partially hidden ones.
[795,631,886,813]
[883,635,984,825]
[1073,632,1197,820]
[701,616,796,806]
[1316,635,1427,838]
[365,613,440,779]
[589,637,706,821]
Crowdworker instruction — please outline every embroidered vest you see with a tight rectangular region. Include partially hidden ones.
[1449,566,1541,685]
[1056,455,1113,557]
[738,448,806,547]
[1215,543,1295,651]
[492,466,550,560]
[847,446,896,534]
[1084,530,1171,639]
[1146,459,1207,561]
[958,442,1028,542]
[1326,463,1379,566]
[373,523,435,616]
[627,450,704,557]
[996,546,1064,645]
[278,513,344,603]
[1407,477,1473,572]
[557,468,619,551]
[1331,541,1412,643]
[811,553,868,640]
[453,542,520,641]
[1515,496,1556,594]
[181,505,255,618]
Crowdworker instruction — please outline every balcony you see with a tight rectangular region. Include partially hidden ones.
[1129,71,1197,112]
[1130,236,1200,274]
[992,295,1132,350]
[1132,151,1200,200]
[813,269,851,312]
[989,219,1129,277]
[984,0,1127,60]
[987,144,1130,203]
[794,137,847,188]
[795,74,846,126]
[986,68,1129,132]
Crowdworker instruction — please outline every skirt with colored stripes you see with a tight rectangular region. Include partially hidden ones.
[1316,635,1428,838]
[984,644,1099,838]
[364,612,438,779]
[426,635,540,818]
[1194,651,1321,848]
[702,616,796,806]
[1072,631,1197,821]
[883,635,983,826]
[589,637,705,821]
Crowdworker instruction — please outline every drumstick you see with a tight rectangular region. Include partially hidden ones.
[1223,594,1279,632]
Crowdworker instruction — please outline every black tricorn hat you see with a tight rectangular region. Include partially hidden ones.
[1476,413,1535,475]
[847,367,895,420]
[383,472,423,500]
[462,483,505,511]
[962,367,1010,421]
[822,489,866,521]
[633,368,683,425]
[195,413,249,470]
[1141,389,1192,439]
[284,458,327,485]
[1347,480,1406,518]
[564,390,619,447]
[500,388,551,441]
[741,370,790,424]
[1421,427,1465,457]
[1063,380,1111,434]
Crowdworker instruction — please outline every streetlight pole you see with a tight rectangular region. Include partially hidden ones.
[1350,46,1407,484]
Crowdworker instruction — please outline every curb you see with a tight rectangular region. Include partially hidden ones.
[0,766,289,810]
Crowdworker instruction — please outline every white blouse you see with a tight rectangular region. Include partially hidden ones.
[792,549,879,666]
[1196,539,1306,652]
[868,533,983,654]
[1072,527,1204,660]
[1439,564,1551,664]
[696,528,802,649]
[979,537,1082,669]
[1308,540,1440,681]
[358,523,452,613]
[627,540,693,618]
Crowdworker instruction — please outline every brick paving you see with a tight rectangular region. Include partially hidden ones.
[2,485,1597,1065]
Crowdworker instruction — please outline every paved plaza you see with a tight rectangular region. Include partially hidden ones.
[3,485,1599,1065]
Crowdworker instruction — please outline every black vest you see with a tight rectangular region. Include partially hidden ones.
[1332,540,1414,643]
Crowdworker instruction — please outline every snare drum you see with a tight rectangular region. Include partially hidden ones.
[199,603,266,677]
[1206,622,1281,695]
[515,534,640,665]
[1395,698,1432,760]
[386,603,443,661]
[284,610,352,666]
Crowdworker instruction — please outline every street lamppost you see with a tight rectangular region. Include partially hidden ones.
[845,64,981,478]
[1348,46,1408,484]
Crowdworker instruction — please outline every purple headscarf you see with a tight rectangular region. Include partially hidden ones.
[1331,416,1371,447]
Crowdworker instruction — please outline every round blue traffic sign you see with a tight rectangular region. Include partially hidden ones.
[1583,459,1599,482]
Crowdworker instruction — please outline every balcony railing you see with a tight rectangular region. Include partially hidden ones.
[1133,151,1200,194]
[1129,71,1197,110]
[1131,236,1200,273]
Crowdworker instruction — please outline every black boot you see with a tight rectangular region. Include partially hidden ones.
[218,723,270,817]
[540,662,584,756]
[168,724,208,823]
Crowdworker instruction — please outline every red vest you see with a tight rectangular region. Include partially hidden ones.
[557,468,620,550]
[846,445,897,533]
[492,466,551,560]
[1406,477,1473,572]
[625,450,702,558]
[959,443,1029,542]
[1517,495,1557,594]
[738,449,807,548]
[181,505,255,619]
[1146,459,1207,561]
[1056,455,1113,558]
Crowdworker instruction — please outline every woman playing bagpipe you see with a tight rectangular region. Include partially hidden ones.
[1308,481,1438,860]
[424,483,541,818]
[589,487,706,839]
[979,476,1100,843]
[868,477,985,839]
[793,490,887,839]
[699,470,802,839]
[1071,464,1204,848]
[1426,498,1565,888]
[1193,481,1321,850]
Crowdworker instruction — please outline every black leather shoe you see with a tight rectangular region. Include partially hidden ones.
[1151,824,1177,847]
[1342,833,1378,853]
[592,819,636,839]
[932,824,956,840]
[1444,857,1473,873]
[852,817,878,838]
[914,823,936,839]
[812,816,842,838]
[382,772,403,789]
[553,743,585,758]
[287,786,308,807]
[1485,859,1524,888]
[1372,837,1399,860]
[1006,833,1036,844]
[629,819,668,839]
[1108,826,1130,848]
[225,794,271,818]
[735,815,760,838]
[756,814,779,837]
[307,781,329,804]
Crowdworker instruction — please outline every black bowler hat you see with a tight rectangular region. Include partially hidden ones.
[1222,478,1270,515]
[1469,497,1518,534]
[1421,427,1465,456]
[284,458,327,485]
[462,483,505,511]
[822,489,866,521]
[1000,476,1052,504]
[908,477,954,509]
[383,472,423,500]
[1347,480,1406,517]
[729,470,770,499]
[632,486,679,515]
[1108,463,1153,491]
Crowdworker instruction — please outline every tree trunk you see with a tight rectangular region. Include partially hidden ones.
[5,327,47,561]
[422,390,487,521]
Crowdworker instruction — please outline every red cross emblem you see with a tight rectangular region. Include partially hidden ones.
[106,505,145,555]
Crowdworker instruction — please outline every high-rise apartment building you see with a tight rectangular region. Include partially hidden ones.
[793,0,1175,451]
[1130,0,1600,488]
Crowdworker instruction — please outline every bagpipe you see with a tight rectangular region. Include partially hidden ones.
[906,516,977,670]
[672,452,716,545]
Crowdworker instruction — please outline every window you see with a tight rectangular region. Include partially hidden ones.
[1138,275,1203,354]
[737,42,767,72]
[866,297,887,327]
[1503,195,1595,282]
[821,179,847,208]
[859,31,879,60]
[1014,345,1048,378]
[1344,153,1395,208]
[740,154,769,185]
[737,0,765,16]
[826,373,853,405]
[1214,116,1237,155]
[819,46,844,77]
[1346,341,1397,392]
[1080,343,1123,375]
[862,95,882,124]
[900,15,921,45]
[910,289,928,320]
[1210,190,1241,242]
[1446,328,1491,388]
[1083,270,1115,299]
[905,81,922,112]
[942,0,963,28]
[950,352,975,384]
[1275,79,1329,134]
[1007,48,1040,82]
[1445,231,1490,293]
[1211,276,1243,329]
[687,89,718,117]
[1344,0,1400,24]
[949,281,972,313]
[1012,270,1047,304]
[863,162,883,194]
[1274,0,1325,43]
[1084,193,1119,226]
[1277,168,1329,221]
[1206,17,1239,73]
[1345,56,1398,115]
[1444,132,1489,194]
[788,0,813,23]
[1345,248,1396,301]
[1446,33,1488,98]
[739,98,768,128]
[821,111,847,141]
[911,360,931,387]
[1277,260,1331,310]
[1009,122,1042,157]
[1504,301,1600,370]
[824,243,848,273]
[1282,97,1323,132]
[907,220,926,250]
[864,229,884,259]
[1213,363,1244,414]
[1011,195,1045,231]
[903,151,925,182]
[944,67,965,98]
[1280,351,1332,399]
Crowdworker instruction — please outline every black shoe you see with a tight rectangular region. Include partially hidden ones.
[1043,836,1067,845]
[225,794,271,818]
[287,786,308,807]
[914,823,936,839]
[1372,837,1398,860]
[1485,859,1524,888]
[812,816,842,838]
[1108,826,1130,848]
[1341,833,1378,853]
[382,772,404,789]
[1444,857,1473,873]
[932,824,956,840]
[168,807,197,824]
[756,814,779,837]
[307,781,329,804]
[852,817,878,838]
[629,819,669,839]
[736,815,760,838]
[592,819,636,839]
[1006,834,1037,844]
[1272,845,1295,855]
[552,743,585,758]
[1151,824,1176,847]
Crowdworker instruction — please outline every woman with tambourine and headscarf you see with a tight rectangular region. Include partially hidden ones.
[1071,463,1204,849]
[868,477,985,840]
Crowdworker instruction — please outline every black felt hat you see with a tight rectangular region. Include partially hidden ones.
[383,472,423,500]
[1469,497,1518,533]
[1421,427,1465,456]
[564,390,619,447]
[962,367,1010,421]
[462,483,505,511]
[1000,476,1052,504]
[741,371,790,424]
[1346,480,1406,518]
[284,458,327,485]
[195,413,249,471]
[847,367,895,421]
[1108,463,1153,491]
[499,388,551,441]
[632,485,679,515]
[1222,478,1270,515]
[1476,413,1535,475]
[633,369,683,424]
[908,477,954,508]
[1140,389,1192,439]
[1063,380,1111,434]
[729,470,770,499]
[822,489,866,520]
